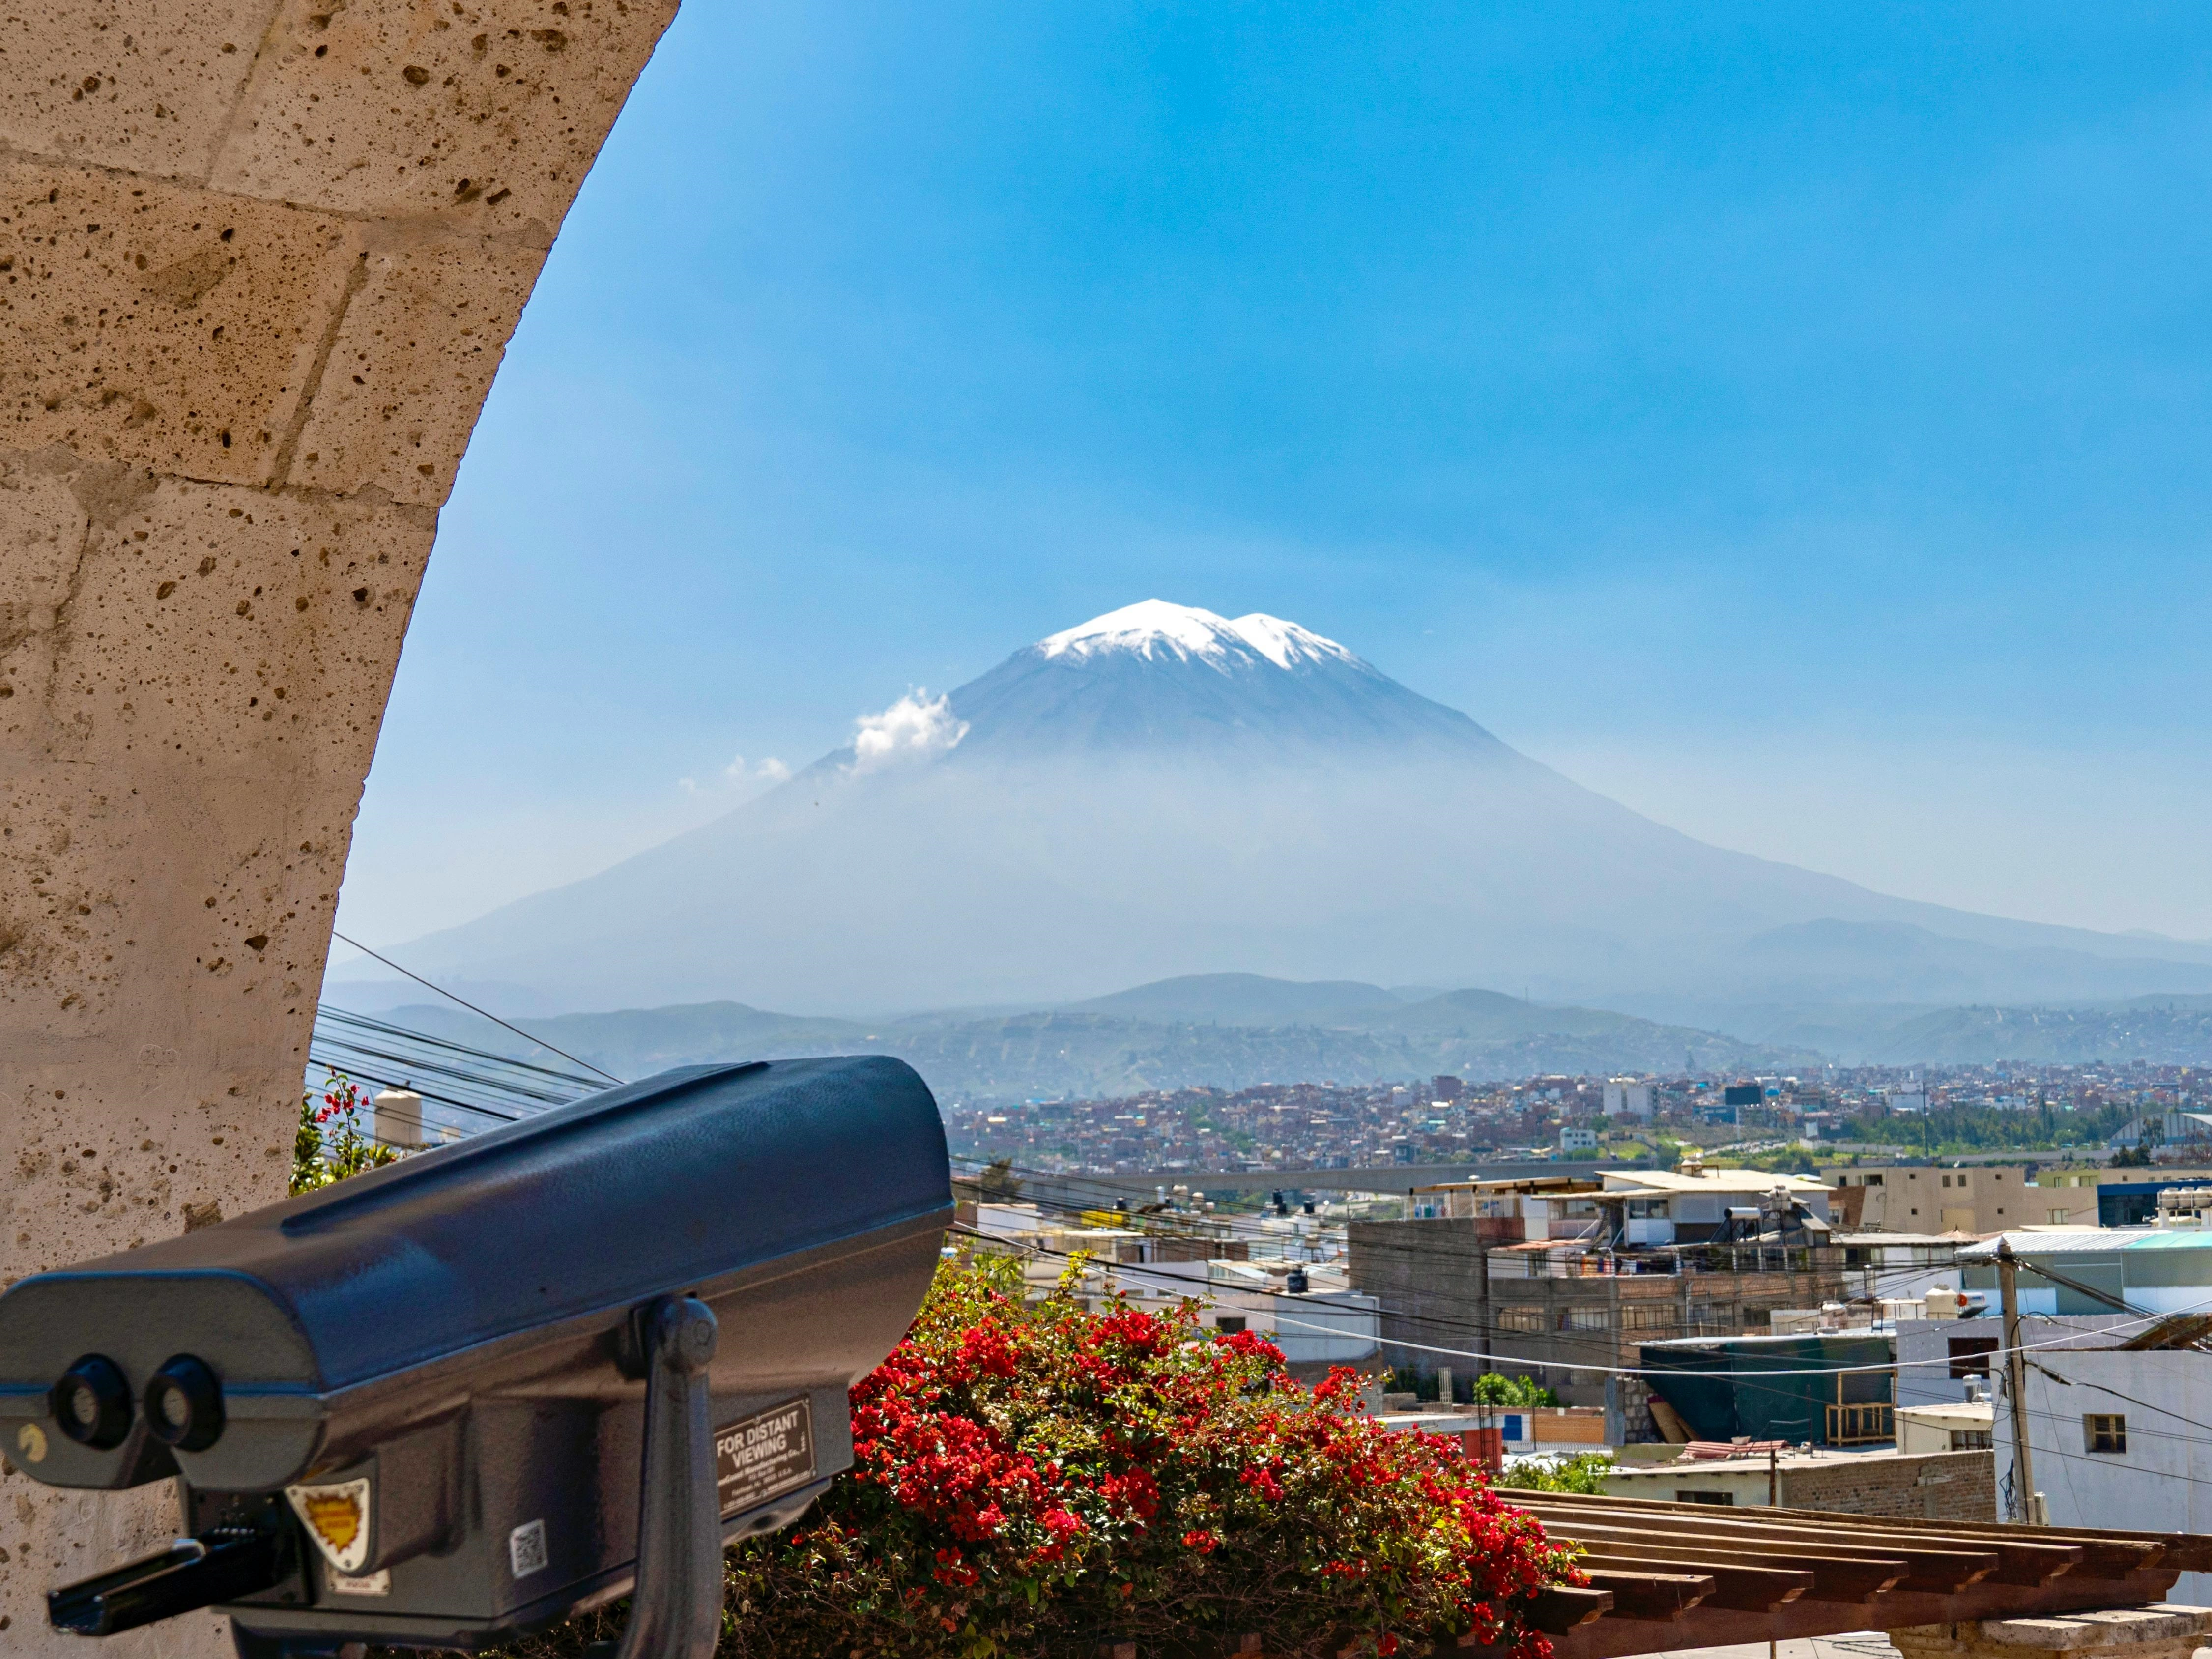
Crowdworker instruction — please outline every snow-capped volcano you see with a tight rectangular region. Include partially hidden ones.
[383,602,2212,1016]
[1038,600,1364,670]
[950,600,1512,758]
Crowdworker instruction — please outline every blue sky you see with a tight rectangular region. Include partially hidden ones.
[339,3,2212,958]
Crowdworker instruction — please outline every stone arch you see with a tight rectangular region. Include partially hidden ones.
[1,1,678,1647]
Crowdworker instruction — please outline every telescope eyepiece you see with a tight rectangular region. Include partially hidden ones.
[143,1357,224,1451]
[50,1356,132,1450]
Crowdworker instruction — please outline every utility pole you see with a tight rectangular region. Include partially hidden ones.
[1768,1444,1779,1508]
[1997,1240,2038,1523]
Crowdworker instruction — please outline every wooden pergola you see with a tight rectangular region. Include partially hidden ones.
[1501,1494,2212,1659]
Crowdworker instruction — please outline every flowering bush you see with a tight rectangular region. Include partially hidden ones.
[507,1255,1576,1659]
[289,1071,399,1195]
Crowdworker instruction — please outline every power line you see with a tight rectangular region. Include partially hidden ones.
[967,1224,2158,1381]
[329,931,623,1086]
[955,1181,2211,1394]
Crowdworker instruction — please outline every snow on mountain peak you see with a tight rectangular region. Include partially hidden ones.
[1037,600,1363,671]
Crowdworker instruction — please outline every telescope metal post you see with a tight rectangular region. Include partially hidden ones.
[605,1296,723,1659]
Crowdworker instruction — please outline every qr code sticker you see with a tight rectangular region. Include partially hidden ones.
[509,1518,549,1578]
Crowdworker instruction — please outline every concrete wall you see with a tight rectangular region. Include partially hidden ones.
[0,3,677,1649]
[1999,1344,2212,1604]
[1821,1164,2047,1231]
[1603,1448,1996,1520]
[1896,1314,2132,1407]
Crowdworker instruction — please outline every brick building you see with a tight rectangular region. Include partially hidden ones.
[1602,1445,1995,1520]
[1348,1217,1847,1409]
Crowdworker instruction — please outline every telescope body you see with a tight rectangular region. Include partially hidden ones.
[0,1057,951,1651]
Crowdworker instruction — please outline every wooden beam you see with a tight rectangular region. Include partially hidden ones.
[1514,1498,2000,1591]
[1522,1516,1909,1601]
[1525,1585,1614,1634]
[1572,1548,1810,1612]
[1576,1570,1714,1621]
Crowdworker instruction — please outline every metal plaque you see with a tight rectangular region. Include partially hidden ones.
[715,1397,814,1517]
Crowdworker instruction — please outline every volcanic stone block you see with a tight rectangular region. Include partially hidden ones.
[0,451,431,1045]
[209,0,681,229]
[0,158,355,486]
[1892,1605,2212,1659]
[289,224,550,505]
[0,0,279,180]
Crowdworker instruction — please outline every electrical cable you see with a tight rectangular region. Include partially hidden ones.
[958,1224,2198,1381]
[329,931,624,1085]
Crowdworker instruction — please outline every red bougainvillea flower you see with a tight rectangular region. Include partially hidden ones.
[692,1258,1576,1659]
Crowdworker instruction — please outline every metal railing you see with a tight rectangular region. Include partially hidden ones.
[1826,1402,1895,1445]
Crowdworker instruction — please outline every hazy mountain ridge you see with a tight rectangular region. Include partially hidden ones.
[343,977,1808,1103]
[379,601,2212,1014]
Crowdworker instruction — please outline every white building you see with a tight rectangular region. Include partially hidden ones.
[1958,1229,2212,1319]
[2110,1107,2212,1153]
[1603,1080,1655,1120]
[1560,1125,1599,1153]
[1410,1166,1834,1245]
[1031,1254,1381,1370]
[1993,1334,2212,1604]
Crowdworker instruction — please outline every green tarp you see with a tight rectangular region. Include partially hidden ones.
[1637,1333,1893,1445]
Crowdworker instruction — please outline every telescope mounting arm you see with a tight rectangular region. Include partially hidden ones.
[594,1295,724,1659]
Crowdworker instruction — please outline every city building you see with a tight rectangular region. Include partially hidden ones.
[1988,1321,2212,1603]
[1896,1398,1995,1455]
[1818,1162,2038,1233]
[1411,1165,1834,1244]
[2109,1107,2212,1156]
[1958,1229,2212,1317]
[1602,1079,1656,1120]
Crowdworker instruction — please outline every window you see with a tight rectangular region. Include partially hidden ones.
[1678,1490,1735,1505]
[1622,1306,1678,1330]
[2085,1414,2127,1455]
[1942,1175,1952,1188]
[1497,1308,1545,1333]
[1950,1429,1993,1450]
[1948,1336,1999,1379]
[1864,1174,1884,1186]
[1214,1316,1247,1335]
[2048,1208,2070,1224]
[1561,1308,1612,1331]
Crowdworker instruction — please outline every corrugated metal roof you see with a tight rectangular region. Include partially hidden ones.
[1958,1227,2212,1258]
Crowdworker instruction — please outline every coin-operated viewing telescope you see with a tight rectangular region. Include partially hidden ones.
[0,1057,952,1659]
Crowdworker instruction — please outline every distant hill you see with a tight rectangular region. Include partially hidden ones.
[336,974,1810,1103]
[1613,991,2212,1066]
[1066,973,1411,1025]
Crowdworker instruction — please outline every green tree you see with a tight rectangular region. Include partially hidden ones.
[1469,1372,1558,1409]
[1493,1452,1613,1495]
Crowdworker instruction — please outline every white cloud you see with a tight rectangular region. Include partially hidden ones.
[680,754,791,797]
[849,690,969,775]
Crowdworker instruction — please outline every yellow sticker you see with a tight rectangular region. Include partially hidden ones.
[16,1423,47,1464]
[284,1477,372,1574]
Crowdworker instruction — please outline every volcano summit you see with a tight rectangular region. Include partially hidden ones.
[383,602,2212,1016]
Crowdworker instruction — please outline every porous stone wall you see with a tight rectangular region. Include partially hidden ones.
[0,1,677,1648]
